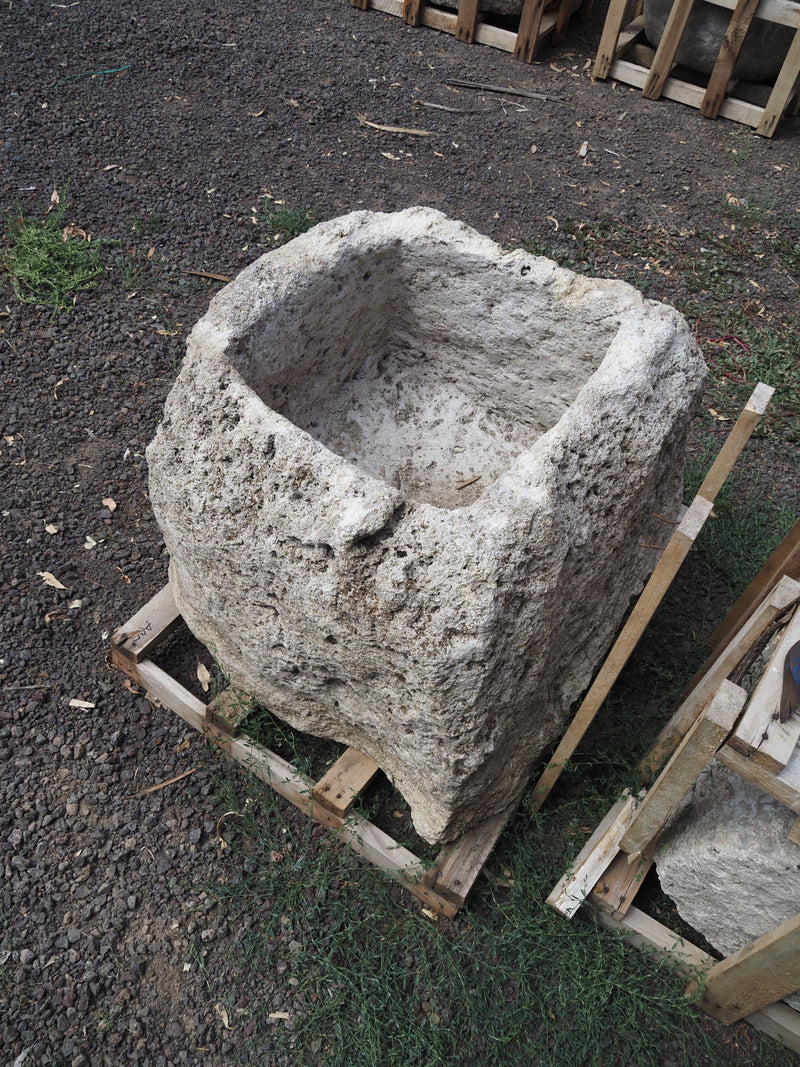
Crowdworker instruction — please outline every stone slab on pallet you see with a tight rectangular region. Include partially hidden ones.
[111,585,512,918]
[593,0,800,136]
[350,0,592,62]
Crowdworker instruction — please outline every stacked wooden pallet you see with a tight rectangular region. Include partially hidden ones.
[593,0,800,135]
[547,517,800,1050]
[350,0,593,62]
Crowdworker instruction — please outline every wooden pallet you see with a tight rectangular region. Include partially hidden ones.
[111,586,511,918]
[546,519,800,1052]
[593,0,800,135]
[350,0,592,62]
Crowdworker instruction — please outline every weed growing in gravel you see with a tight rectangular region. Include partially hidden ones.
[2,187,104,307]
[257,199,317,240]
[129,210,168,235]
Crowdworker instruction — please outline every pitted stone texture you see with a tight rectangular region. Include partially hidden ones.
[147,207,706,843]
[656,762,800,1005]
[644,0,796,82]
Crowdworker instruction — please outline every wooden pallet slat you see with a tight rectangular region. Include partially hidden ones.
[312,747,381,819]
[641,574,800,782]
[642,0,697,99]
[687,911,800,1024]
[757,23,800,136]
[423,806,513,907]
[589,848,654,917]
[112,582,182,665]
[700,0,761,117]
[455,0,481,42]
[547,791,639,917]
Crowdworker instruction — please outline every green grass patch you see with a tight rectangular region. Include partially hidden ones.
[2,186,105,307]
[257,199,317,240]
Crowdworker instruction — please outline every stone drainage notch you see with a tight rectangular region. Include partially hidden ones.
[147,208,706,843]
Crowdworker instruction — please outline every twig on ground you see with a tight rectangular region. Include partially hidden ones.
[445,78,567,104]
[131,767,197,797]
[356,113,434,136]
[181,269,234,282]
[413,99,499,114]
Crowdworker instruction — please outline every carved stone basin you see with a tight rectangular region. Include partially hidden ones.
[147,208,706,842]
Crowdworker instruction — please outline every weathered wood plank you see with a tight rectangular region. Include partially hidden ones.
[642,575,800,782]
[456,0,481,42]
[609,59,772,127]
[757,25,800,136]
[547,792,639,917]
[700,0,761,118]
[687,911,800,1024]
[312,747,380,818]
[514,0,548,61]
[594,903,715,975]
[642,0,697,99]
[402,0,423,24]
[111,583,182,665]
[593,905,800,1051]
[590,849,653,917]
[621,680,746,858]
[593,0,632,77]
[428,806,512,906]
[729,606,800,771]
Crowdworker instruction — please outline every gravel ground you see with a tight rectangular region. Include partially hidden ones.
[1,2,799,1064]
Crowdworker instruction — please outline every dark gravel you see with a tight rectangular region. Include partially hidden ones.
[1,2,798,1065]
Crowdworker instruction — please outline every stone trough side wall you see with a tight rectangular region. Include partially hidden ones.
[147,208,706,843]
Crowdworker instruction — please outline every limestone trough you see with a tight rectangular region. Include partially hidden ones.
[147,208,706,843]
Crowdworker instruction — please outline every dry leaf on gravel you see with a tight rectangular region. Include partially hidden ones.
[69,698,96,709]
[37,571,67,589]
[215,1005,232,1029]
[197,663,211,691]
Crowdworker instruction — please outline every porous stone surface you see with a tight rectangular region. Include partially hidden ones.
[147,207,706,843]
[656,762,800,1006]
[644,0,796,82]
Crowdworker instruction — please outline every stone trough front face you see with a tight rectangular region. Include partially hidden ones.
[147,208,706,843]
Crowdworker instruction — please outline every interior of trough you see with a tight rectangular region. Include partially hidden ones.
[227,243,627,509]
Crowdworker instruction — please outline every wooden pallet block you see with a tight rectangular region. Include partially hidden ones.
[593,0,800,135]
[111,586,511,918]
[350,0,591,62]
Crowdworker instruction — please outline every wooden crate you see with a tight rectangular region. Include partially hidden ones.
[546,518,800,1053]
[111,585,511,918]
[350,0,593,62]
[593,0,800,135]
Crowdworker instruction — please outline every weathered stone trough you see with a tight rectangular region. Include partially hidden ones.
[147,208,706,843]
